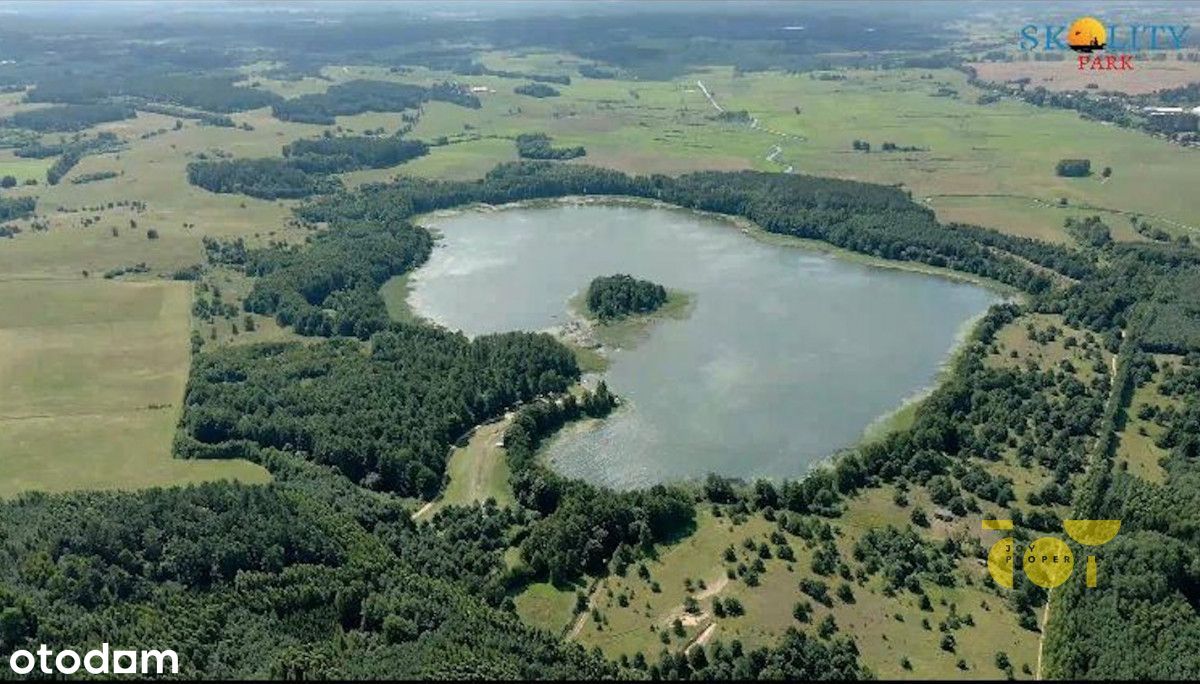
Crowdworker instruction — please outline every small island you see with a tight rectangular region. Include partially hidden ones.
[585,273,669,320]
[559,275,693,367]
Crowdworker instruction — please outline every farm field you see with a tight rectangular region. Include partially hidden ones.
[0,279,268,496]
[969,58,1200,95]
[272,59,1200,244]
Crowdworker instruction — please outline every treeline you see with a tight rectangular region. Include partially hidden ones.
[237,221,431,336]
[1063,215,1112,248]
[283,135,428,174]
[586,273,668,320]
[0,482,613,679]
[12,131,122,159]
[297,161,1088,295]
[177,326,578,498]
[14,132,126,186]
[187,157,340,199]
[1044,327,1200,678]
[515,133,586,160]
[0,196,35,222]
[4,103,135,132]
[514,83,561,98]
[271,80,479,125]
[26,72,282,113]
[579,64,619,79]
[189,134,427,199]
[501,388,697,584]
[1049,242,1200,354]
[453,62,571,85]
[136,102,235,127]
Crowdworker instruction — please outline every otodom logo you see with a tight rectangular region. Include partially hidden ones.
[983,518,1120,589]
[1019,16,1192,72]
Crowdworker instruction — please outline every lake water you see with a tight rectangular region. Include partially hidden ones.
[406,203,998,489]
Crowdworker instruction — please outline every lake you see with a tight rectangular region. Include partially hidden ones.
[404,203,999,489]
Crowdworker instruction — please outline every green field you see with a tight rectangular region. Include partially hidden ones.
[567,500,1038,679]
[272,59,1200,245]
[417,417,515,520]
[1115,354,1179,484]
[0,279,269,496]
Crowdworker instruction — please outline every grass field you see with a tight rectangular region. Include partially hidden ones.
[570,501,1038,679]
[514,581,580,636]
[1114,353,1180,484]
[417,417,515,520]
[0,279,269,496]
[308,59,1198,243]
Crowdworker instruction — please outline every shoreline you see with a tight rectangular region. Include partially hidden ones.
[411,195,1025,298]
[405,196,1010,484]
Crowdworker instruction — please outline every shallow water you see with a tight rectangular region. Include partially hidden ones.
[406,203,998,488]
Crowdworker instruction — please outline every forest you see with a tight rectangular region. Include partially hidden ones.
[26,72,282,113]
[3,103,135,132]
[514,83,561,98]
[515,133,587,160]
[187,157,340,199]
[270,80,480,124]
[177,327,578,498]
[297,161,1089,296]
[283,135,429,174]
[189,134,428,198]
[0,195,35,222]
[585,273,668,320]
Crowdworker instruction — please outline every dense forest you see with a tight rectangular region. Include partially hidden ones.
[586,273,668,320]
[3,103,135,132]
[26,72,282,113]
[514,83,561,98]
[177,327,578,498]
[0,478,615,679]
[515,133,587,160]
[188,133,429,199]
[271,80,479,124]
[0,195,35,222]
[283,135,428,174]
[297,161,1089,296]
[187,157,340,199]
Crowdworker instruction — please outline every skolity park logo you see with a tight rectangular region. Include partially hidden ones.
[983,518,1120,589]
[1020,15,1192,72]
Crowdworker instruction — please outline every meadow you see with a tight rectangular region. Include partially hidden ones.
[282,58,1199,246]
[0,279,268,496]
[550,498,1038,680]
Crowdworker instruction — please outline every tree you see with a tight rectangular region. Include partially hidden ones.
[1055,159,1091,177]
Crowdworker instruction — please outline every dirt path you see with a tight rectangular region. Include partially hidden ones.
[410,501,435,521]
[565,579,604,640]
[686,623,716,654]
[696,80,723,113]
[1036,599,1050,679]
